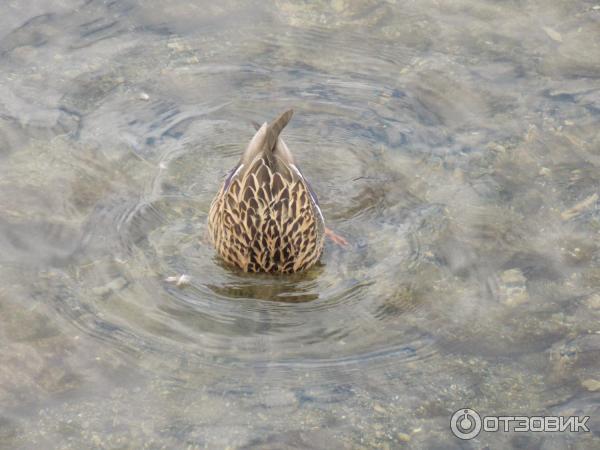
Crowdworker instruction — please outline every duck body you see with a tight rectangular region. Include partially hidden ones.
[208,110,325,273]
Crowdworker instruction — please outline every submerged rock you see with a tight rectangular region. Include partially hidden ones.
[498,268,529,306]
[582,379,600,392]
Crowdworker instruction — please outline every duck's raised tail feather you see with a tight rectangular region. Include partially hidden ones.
[242,109,294,168]
[265,109,293,152]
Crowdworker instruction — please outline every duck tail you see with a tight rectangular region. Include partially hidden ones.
[265,109,293,152]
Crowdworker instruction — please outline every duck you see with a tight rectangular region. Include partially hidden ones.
[208,109,344,273]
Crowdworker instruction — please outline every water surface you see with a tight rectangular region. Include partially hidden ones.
[1,1,599,448]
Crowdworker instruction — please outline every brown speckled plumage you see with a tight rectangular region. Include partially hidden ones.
[208,110,325,273]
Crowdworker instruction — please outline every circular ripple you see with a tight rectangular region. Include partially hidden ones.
[40,28,495,385]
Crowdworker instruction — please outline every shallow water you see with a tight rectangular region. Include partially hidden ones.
[1,0,599,448]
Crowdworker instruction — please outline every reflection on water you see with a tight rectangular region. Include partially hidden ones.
[1,0,599,448]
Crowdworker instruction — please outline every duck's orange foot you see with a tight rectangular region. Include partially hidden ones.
[325,227,349,247]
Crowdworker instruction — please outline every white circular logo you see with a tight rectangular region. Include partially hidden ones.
[450,408,482,440]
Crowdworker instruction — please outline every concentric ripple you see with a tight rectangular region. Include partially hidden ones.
[42,97,489,386]
[0,1,504,387]
[6,16,509,387]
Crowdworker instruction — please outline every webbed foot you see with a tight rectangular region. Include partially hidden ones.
[325,227,349,247]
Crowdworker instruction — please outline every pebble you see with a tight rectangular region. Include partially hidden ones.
[373,403,387,414]
[539,167,551,176]
[586,294,600,310]
[397,432,411,442]
[167,40,187,51]
[499,268,529,306]
[582,379,600,391]
[542,26,562,42]
[139,92,150,101]
[165,274,191,287]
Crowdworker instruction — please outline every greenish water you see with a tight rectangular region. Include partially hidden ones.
[1,1,599,448]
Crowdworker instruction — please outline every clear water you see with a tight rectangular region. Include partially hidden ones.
[1,1,599,448]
